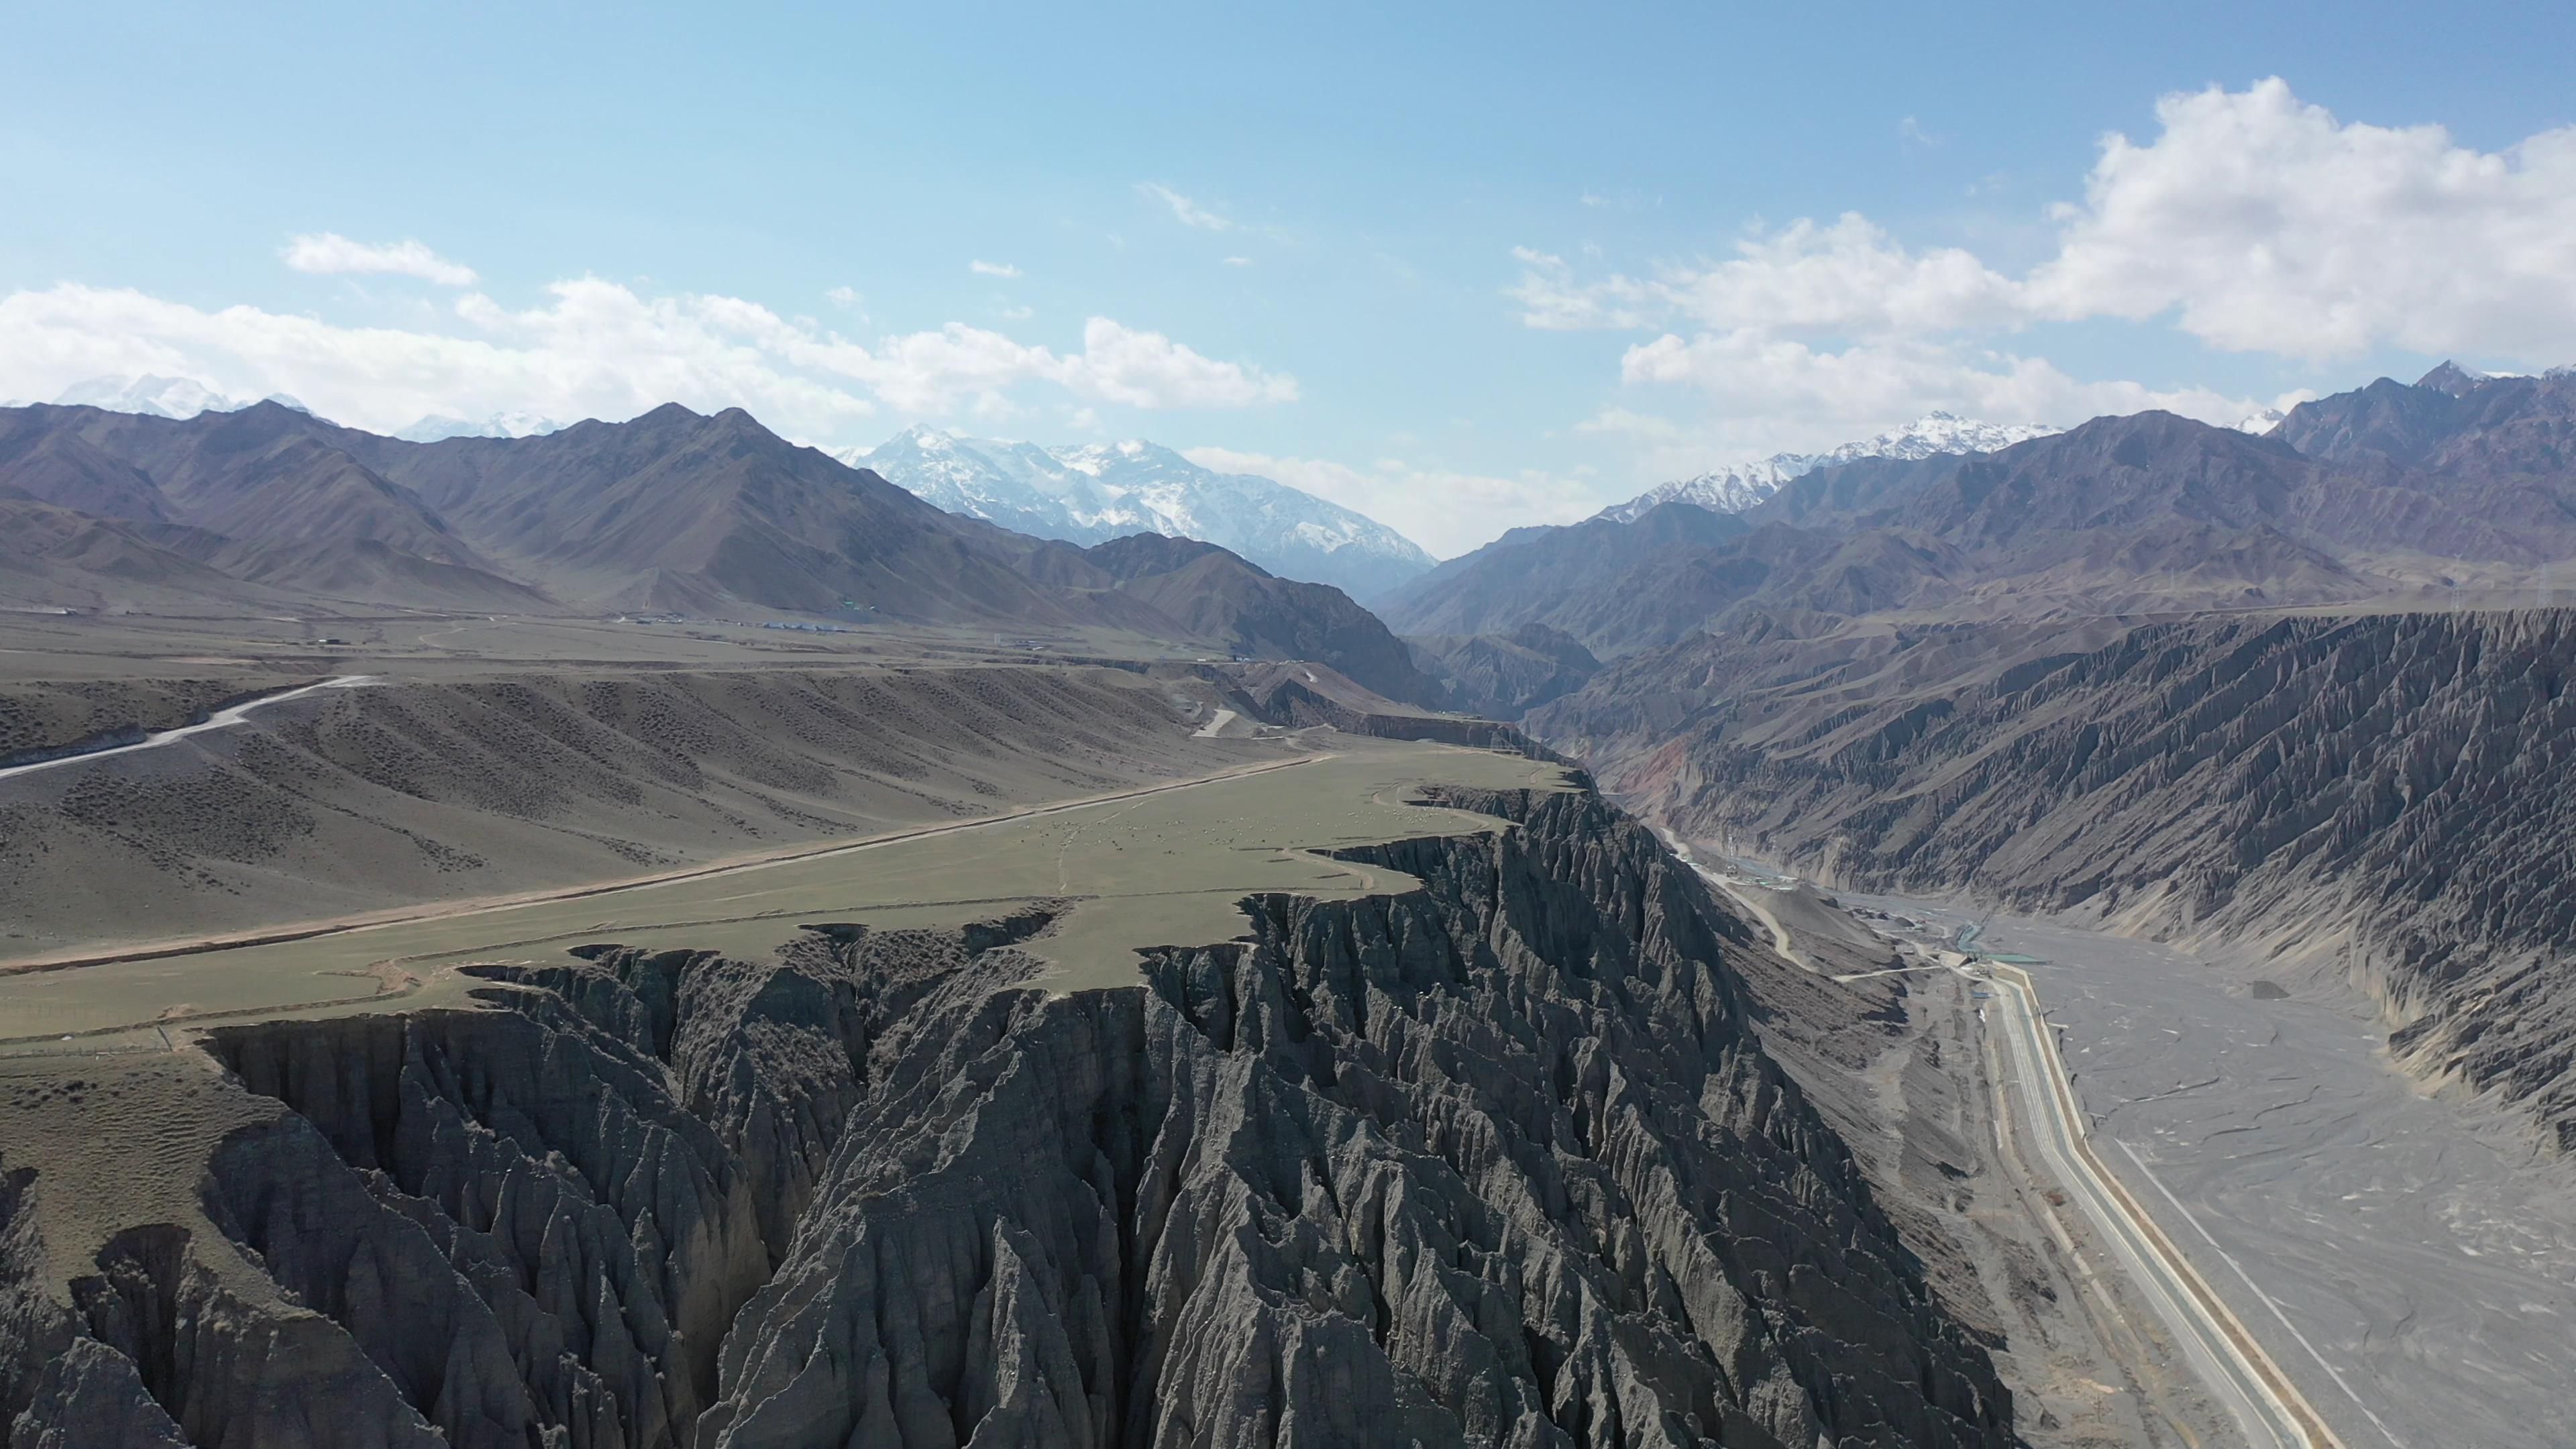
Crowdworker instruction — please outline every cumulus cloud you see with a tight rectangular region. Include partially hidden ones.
[2025,78,2576,360]
[1512,218,2025,336]
[1521,78,2576,367]
[969,260,1022,278]
[1138,182,1235,232]
[0,278,1296,441]
[1616,331,2265,431]
[1061,317,1296,407]
[1518,78,2576,490]
[282,233,478,287]
[1183,445,1599,558]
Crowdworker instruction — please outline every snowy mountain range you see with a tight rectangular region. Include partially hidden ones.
[32,377,569,443]
[846,425,1437,598]
[1594,412,2061,523]
[396,411,568,443]
[48,374,311,419]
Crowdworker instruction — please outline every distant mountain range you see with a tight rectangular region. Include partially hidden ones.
[48,374,311,420]
[1594,412,2058,523]
[849,425,1436,598]
[1383,363,2576,658]
[44,376,572,443]
[0,398,1444,706]
[1507,362,2576,1161]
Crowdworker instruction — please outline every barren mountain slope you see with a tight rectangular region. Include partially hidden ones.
[1081,534,1445,706]
[1390,390,2576,664]
[9,403,494,569]
[1378,503,1764,652]
[1542,608,2576,1147]
[0,404,1446,692]
[1407,621,1602,716]
[340,404,1097,620]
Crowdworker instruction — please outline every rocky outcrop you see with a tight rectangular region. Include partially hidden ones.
[711,790,2007,1448]
[2,791,2010,1447]
[1567,608,2576,1150]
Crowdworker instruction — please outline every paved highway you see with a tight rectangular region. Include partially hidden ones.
[1984,961,2345,1449]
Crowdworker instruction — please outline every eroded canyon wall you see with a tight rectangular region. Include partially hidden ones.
[1554,609,2576,1148]
[2,790,2009,1448]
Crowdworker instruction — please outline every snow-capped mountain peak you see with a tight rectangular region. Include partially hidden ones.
[397,410,569,443]
[51,374,253,419]
[849,428,1436,598]
[41,375,318,421]
[1594,413,2059,523]
[2233,408,2288,435]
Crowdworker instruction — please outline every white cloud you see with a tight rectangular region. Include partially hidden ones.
[1511,217,2022,336]
[2025,78,2576,361]
[1518,78,2576,488]
[1617,331,2260,429]
[1898,115,1943,147]
[1061,317,1296,408]
[825,285,863,307]
[1222,256,1254,267]
[969,260,1022,278]
[1523,80,2576,367]
[0,278,1296,442]
[1183,445,1599,558]
[1606,329,2288,474]
[1138,182,1235,232]
[282,233,478,287]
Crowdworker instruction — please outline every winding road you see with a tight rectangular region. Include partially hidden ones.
[0,676,378,785]
[1985,961,2346,1449]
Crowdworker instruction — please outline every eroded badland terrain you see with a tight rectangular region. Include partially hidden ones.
[6,368,2576,1448]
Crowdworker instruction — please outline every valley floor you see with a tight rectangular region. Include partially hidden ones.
[1842,892,2576,1449]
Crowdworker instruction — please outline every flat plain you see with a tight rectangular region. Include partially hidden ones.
[3,733,1569,1053]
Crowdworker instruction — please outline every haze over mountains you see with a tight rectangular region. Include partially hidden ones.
[850,424,1437,598]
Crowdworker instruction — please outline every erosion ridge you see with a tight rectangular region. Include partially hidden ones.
[1,784,2011,1448]
[1548,608,2576,1149]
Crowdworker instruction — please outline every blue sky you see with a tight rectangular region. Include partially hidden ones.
[6,1,2575,554]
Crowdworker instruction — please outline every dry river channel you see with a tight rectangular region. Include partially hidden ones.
[1840,891,2576,1449]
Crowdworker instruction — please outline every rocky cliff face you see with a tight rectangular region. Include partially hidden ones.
[1559,608,2576,1150]
[3,790,2010,1448]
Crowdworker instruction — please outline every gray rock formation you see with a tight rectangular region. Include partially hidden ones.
[2,790,2011,1447]
[1552,608,2576,1150]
